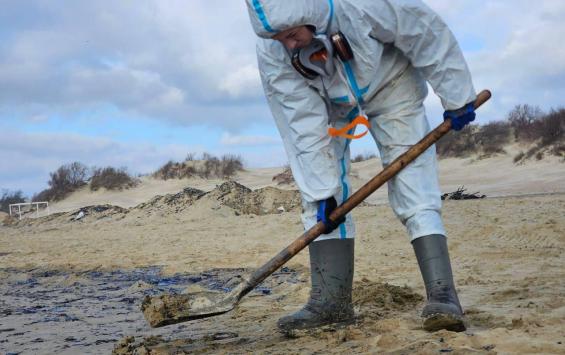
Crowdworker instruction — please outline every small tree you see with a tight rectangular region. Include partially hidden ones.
[220,154,244,179]
[539,108,565,146]
[507,104,543,141]
[0,190,26,213]
[90,167,137,191]
[33,162,90,201]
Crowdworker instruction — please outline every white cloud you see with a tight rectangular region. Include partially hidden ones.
[220,132,280,146]
[219,65,262,98]
[0,1,262,128]
[0,129,205,195]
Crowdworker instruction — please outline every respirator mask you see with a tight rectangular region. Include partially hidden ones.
[291,31,354,80]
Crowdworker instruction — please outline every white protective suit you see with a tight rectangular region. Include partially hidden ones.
[246,0,476,241]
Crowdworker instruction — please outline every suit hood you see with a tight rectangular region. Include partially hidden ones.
[245,0,333,38]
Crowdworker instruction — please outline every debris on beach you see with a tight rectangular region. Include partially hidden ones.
[441,186,486,200]
[73,210,85,221]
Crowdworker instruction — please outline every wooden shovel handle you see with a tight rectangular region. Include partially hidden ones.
[242,90,492,296]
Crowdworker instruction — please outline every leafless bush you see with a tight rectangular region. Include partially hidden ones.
[1,190,26,213]
[507,104,543,141]
[90,167,138,191]
[513,151,525,163]
[538,108,564,147]
[153,160,196,180]
[524,145,539,160]
[201,153,220,179]
[153,153,244,180]
[436,125,478,158]
[34,162,89,201]
[551,144,565,158]
[185,152,196,161]
[475,121,512,156]
[220,154,244,179]
[352,152,377,163]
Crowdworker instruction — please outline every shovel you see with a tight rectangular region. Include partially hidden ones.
[142,89,491,327]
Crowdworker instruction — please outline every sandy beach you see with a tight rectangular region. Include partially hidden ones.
[1,151,564,354]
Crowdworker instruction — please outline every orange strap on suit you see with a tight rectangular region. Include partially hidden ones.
[328,115,371,140]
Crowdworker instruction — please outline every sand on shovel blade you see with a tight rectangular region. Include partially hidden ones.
[141,284,245,327]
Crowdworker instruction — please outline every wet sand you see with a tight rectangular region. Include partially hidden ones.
[1,189,564,354]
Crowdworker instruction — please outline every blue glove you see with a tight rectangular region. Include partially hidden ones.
[443,102,476,131]
[316,196,346,234]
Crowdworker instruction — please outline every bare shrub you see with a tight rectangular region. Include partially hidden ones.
[34,162,89,201]
[513,151,525,163]
[551,144,565,158]
[436,125,478,158]
[154,161,174,180]
[90,167,138,191]
[507,104,543,141]
[538,108,564,147]
[153,161,196,180]
[352,152,377,163]
[153,153,244,180]
[220,154,244,179]
[475,121,511,156]
[524,146,539,160]
[436,104,563,162]
[1,190,26,213]
[201,153,220,179]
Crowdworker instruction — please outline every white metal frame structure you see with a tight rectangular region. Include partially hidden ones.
[9,202,50,220]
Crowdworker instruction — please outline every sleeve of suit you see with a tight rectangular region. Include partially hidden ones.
[363,0,477,110]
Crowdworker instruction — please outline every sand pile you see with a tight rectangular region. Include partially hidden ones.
[6,204,129,228]
[133,187,205,214]
[133,181,301,216]
[5,182,302,229]
[271,167,294,185]
[202,181,301,215]
[353,278,424,317]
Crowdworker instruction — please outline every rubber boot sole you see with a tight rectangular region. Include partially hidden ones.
[423,312,466,332]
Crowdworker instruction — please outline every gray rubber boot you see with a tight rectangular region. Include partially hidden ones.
[412,234,466,332]
[277,238,355,332]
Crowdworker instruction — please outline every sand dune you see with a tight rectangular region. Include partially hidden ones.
[45,146,564,214]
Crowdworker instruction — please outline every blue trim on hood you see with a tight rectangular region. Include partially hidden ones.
[315,0,334,35]
[252,0,276,33]
[327,0,334,33]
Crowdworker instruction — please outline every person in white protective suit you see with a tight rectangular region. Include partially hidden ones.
[245,0,477,332]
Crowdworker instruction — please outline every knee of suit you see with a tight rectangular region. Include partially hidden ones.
[404,209,446,242]
[301,198,356,241]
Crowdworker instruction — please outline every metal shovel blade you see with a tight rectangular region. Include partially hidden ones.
[141,282,247,327]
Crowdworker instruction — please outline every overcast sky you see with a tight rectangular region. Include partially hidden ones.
[1,0,564,196]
